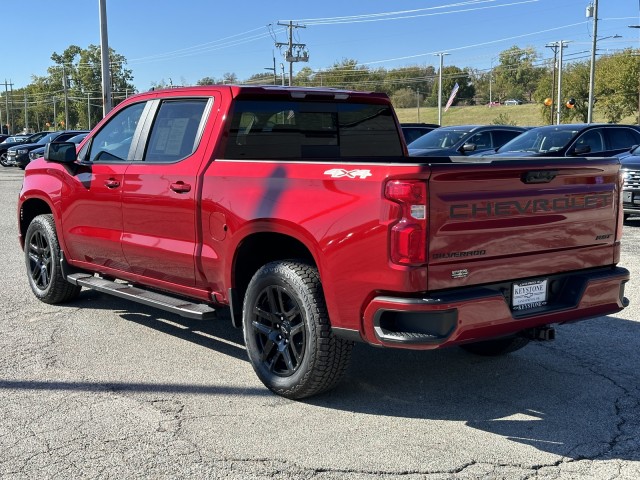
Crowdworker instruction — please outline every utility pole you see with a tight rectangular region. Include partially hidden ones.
[2,80,9,133]
[62,64,69,129]
[275,21,309,86]
[435,53,449,126]
[24,91,28,131]
[53,97,57,128]
[87,93,92,129]
[264,52,277,85]
[587,0,598,123]
[555,41,568,125]
[630,24,640,125]
[9,80,14,135]
[545,42,561,125]
[99,0,112,116]
[417,89,420,122]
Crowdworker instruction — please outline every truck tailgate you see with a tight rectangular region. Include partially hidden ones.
[427,158,621,291]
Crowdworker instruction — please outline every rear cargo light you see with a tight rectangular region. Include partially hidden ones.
[385,180,427,265]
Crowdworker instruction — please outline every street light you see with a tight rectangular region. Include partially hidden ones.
[587,33,621,123]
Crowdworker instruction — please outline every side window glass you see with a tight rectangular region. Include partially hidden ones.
[88,102,146,162]
[144,99,208,163]
[493,130,521,146]
[575,130,604,153]
[607,128,640,150]
[469,132,490,148]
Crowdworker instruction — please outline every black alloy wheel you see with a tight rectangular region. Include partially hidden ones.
[243,261,353,399]
[27,228,53,291]
[24,214,81,304]
[251,284,306,377]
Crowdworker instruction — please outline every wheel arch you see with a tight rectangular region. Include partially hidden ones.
[19,197,55,249]
[228,231,318,328]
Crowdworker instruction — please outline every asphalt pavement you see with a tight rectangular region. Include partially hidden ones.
[1,166,639,479]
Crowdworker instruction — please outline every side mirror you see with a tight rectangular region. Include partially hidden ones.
[572,145,591,155]
[461,143,476,152]
[44,142,77,164]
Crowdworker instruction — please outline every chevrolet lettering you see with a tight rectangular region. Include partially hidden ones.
[450,193,613,219]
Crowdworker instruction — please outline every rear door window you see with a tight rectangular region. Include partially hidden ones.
[223,99,402,160]
[493,130,522,147]
[606,127,640,150]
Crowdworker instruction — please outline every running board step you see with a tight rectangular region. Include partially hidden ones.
[67,273,217,320]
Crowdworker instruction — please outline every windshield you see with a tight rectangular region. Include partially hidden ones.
[497,127,579,153]
[27,132,48,143]
[408,128,471,149]
[35,133,59,145]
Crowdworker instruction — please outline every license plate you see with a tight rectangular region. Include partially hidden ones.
[512,279,547,311]
[624,191,632,203]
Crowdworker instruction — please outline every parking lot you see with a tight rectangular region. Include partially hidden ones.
[1,166,639,479]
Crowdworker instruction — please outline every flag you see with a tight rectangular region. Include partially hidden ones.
[444,82,459,112]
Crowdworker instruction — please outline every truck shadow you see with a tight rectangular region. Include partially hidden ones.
[69,290,246,361]
[60,291,639,461]
[311,314,640,461]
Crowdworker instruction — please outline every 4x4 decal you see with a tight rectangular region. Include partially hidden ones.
[324,168,372,179]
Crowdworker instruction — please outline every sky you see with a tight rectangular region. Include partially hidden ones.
[5,0,640,93]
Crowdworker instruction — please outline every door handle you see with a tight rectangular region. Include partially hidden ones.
[104,178,120,188]
[170,181,192,193]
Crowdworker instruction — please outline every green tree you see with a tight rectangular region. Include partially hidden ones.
[493,46,544,102]
[557,61,590,123]
[596,49,640,123]
[391,88,420,109]
[49,44,135,129]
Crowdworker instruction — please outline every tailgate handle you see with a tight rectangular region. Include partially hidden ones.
[522,170,558,184]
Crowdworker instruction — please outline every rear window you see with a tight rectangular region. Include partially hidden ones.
[223,99,402,160]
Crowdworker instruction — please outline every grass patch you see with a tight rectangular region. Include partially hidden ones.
[395,104,639,127]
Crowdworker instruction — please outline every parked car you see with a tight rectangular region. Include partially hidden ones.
[504,99,523,106]
[620,144,640,221]
[28,132,89,162]
[7,130,89,168]
[477,123,640,158]
[407,124,526,158]
[2,135,30,144]
[0,132,49,167]
[400,123,440,144]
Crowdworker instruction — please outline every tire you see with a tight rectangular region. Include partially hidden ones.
[0,152,8,167]
[242,261,353,399]
[624,213,630,222]
[460,336,530,356]
[24,214,81,304]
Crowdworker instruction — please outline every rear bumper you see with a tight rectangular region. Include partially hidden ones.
[358,266,629,349]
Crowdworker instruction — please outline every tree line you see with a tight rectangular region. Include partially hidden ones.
[2,44,638,134]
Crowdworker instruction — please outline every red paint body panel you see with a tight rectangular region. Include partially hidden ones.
[17,85,629,351]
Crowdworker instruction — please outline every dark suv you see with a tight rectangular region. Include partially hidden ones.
[407,125,526,158]
[479,123,640,158]
[6,131,89,168]
[620,145,640,221]
[0,132,49,167]
[400,123,440,144]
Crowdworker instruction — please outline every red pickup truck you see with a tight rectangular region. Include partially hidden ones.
[18,86,629,399]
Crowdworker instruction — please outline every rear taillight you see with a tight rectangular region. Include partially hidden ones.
[385,180,427,265]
